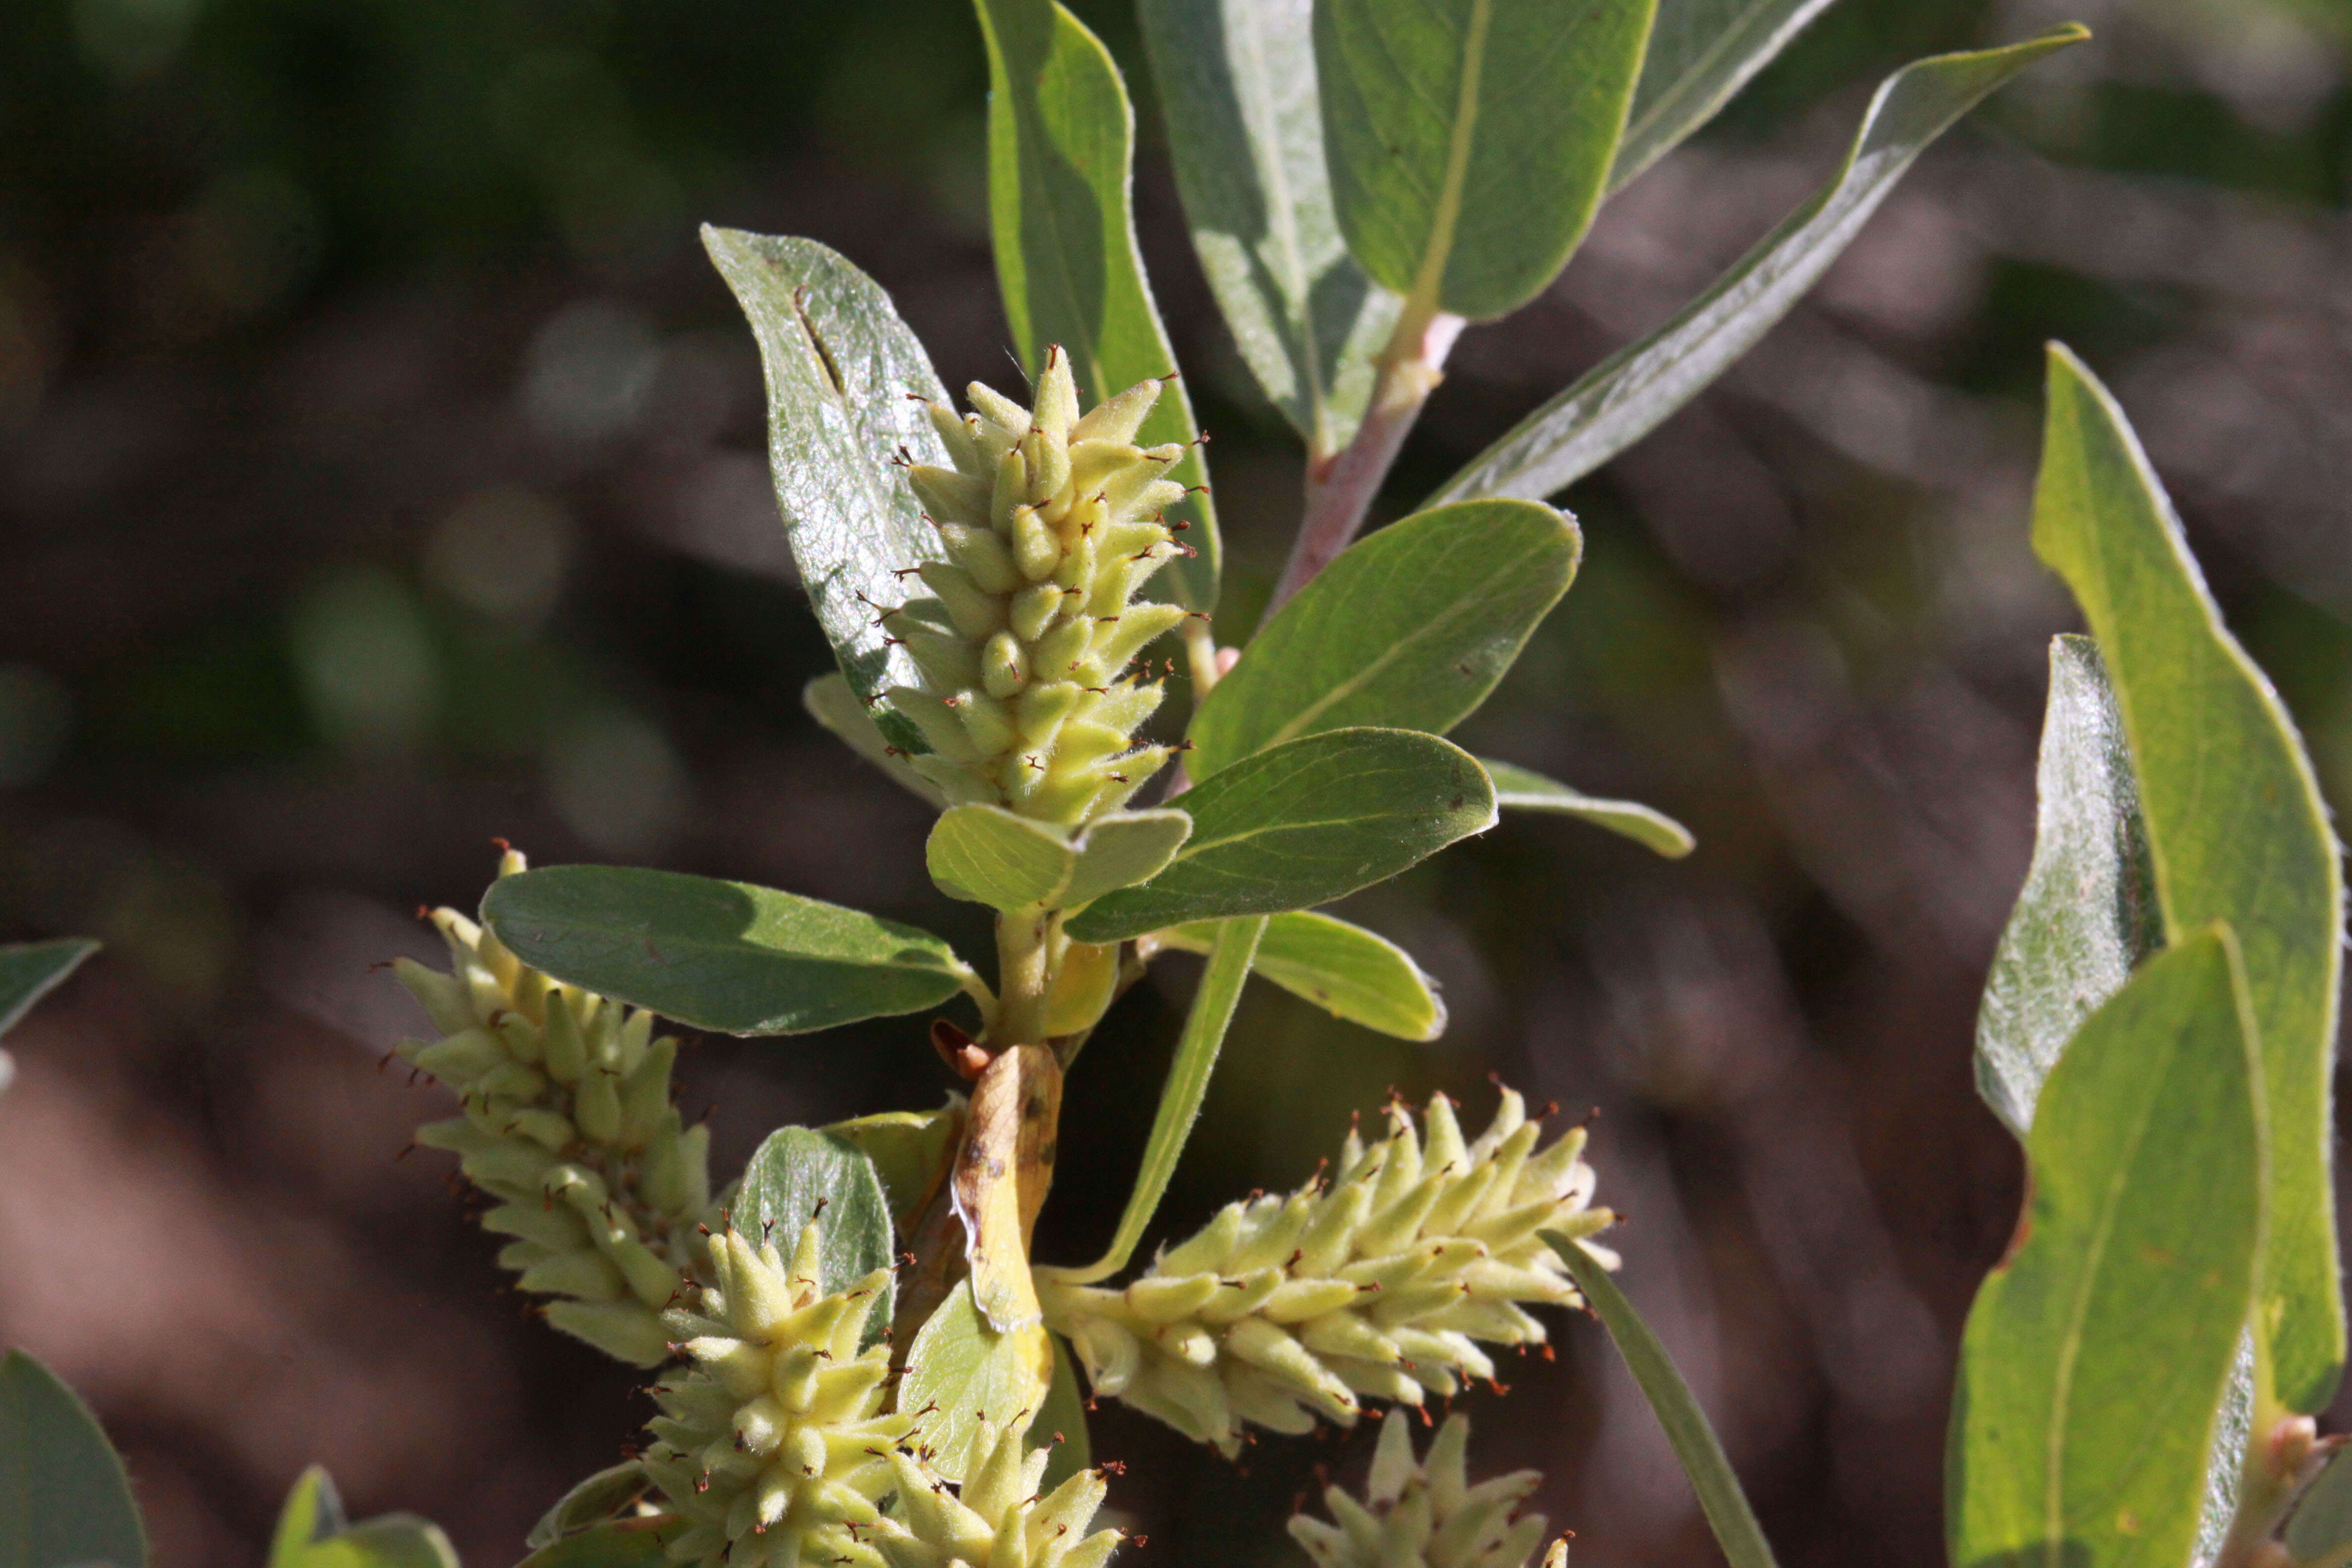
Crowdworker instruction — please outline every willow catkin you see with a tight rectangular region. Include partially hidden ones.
[1290,1413,1551,1568]
[885,347,1194,827]
[393,848,715,1367]
[643,1222,910,1568]
[868,1419,1124,1568]
[1038,1088,1617,1456]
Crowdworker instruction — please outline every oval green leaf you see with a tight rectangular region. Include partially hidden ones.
[1064,810,1193,908]
[1189,500,1580,778]
[271,1467,457,1568]
[2035,344,2347,1414]
[1158,911,1446,1042]
[0,938,98,1041]
[1136,0,1399,455]
[1065,729,1496,944]
[897,1281,1055,1482]
[1482,759,1694,858]
[0,1350,147,1568]
[1315,0,1657,321]
[1947,928,2263,1568]
[482,865,969,1036]
[1974,637,2162,1138]
[733,1126,896,1344]
[702,230,956,752]
[1429,28,2086,507]
[825,1102,963,1239]
[974,0,1219,608]
[929,806,1076,911]
[1609,0,1837,193]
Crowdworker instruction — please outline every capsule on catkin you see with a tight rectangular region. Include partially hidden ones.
[392,849,716,1368]
[886,347,1192,827]
[643,1222,911,1568]
[1038,1088,1617,1456]
[1289,1413,1553,1568]
[867,1419,1124,1568]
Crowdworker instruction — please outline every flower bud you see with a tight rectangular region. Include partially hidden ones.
[1289,1414,1552,1568]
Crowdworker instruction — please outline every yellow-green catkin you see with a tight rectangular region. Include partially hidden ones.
[887,347,1194,827]
[1038,1089,1617,1456]
[868,1419,1124,1568]
[1290,1414,1552,1568]
[393,849,715,1368]
[644,1223,911,1568]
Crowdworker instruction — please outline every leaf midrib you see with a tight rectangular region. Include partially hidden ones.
[1407,0,1495,310]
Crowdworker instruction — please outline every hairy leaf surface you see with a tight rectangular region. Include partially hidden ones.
[734,1126,897,1339]
[2035,344,2347,1413]
[483,865,968,1035]
[1610,0,1838,191]
[1483,760,1694,858]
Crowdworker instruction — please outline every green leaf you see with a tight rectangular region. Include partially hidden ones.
[824,1102,963,1238]
[0,1350,147,1568]
[0,938,98,1040]
[1158,911,1445,1042]
[1063,811,1193,908]
[732,1127,896,1344]
[1428,27,2086,506]
[482,865,970,1036]
[1031,1334,1093,1493]
[511,1519,681,1568]
[2287,1444,2352,1563]
[525,1462,649,1551]
[1135,0,1400,455]
[2035,343,2348,1414]
[1610,0,1838,192]
[1946,928,2264,1568]
[1547,1238,1779,1568]
[1064,729,1496,944]
[896,1281,1056,1482]
[270,1467,457,1568]
[927,808,1194,912]
[804,674,949,810]
[702,229,956,752]
[1482,760,1695,858]
[929,807,1075,911]
[1315,0,1658,321]
[1047,917,1266,1284]
[974,0,1219,609]
[1189,500,1579,779]
[1975,637,2162,1138]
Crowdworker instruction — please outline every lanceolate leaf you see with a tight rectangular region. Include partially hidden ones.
[1136,0,1399,455]
[483,865,971,1036]
[1482,759,1695,858]
[270,1467,458,1568]
[1158,911,1446,1041]
[1188,500,1580,778]
[974,0,1219,608]
[2035,344,2348,1415]
[0,938,98,1040]
[1428,27,2086,506]
[703,229,954,751]
[1316,0,1657,321]
[733,1127,897,1340]
[1609,0,1839,192]
[1975,637,2161,1138]
[1548,1239,1780,1568]
[0,1349,148,1568]
[1947,929,2264,1568]
[1064,729,1496,943]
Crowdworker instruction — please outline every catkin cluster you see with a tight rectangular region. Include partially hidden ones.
[1290,1414,1551,1568]
[394,849,715,1368]
[644,1224,910,1568]
[1038,1089,1617,1455]
[869,1420,1124,1568]
[888,347,1193,826]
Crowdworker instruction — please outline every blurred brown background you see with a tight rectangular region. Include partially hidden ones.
[4,0,2350,1562]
